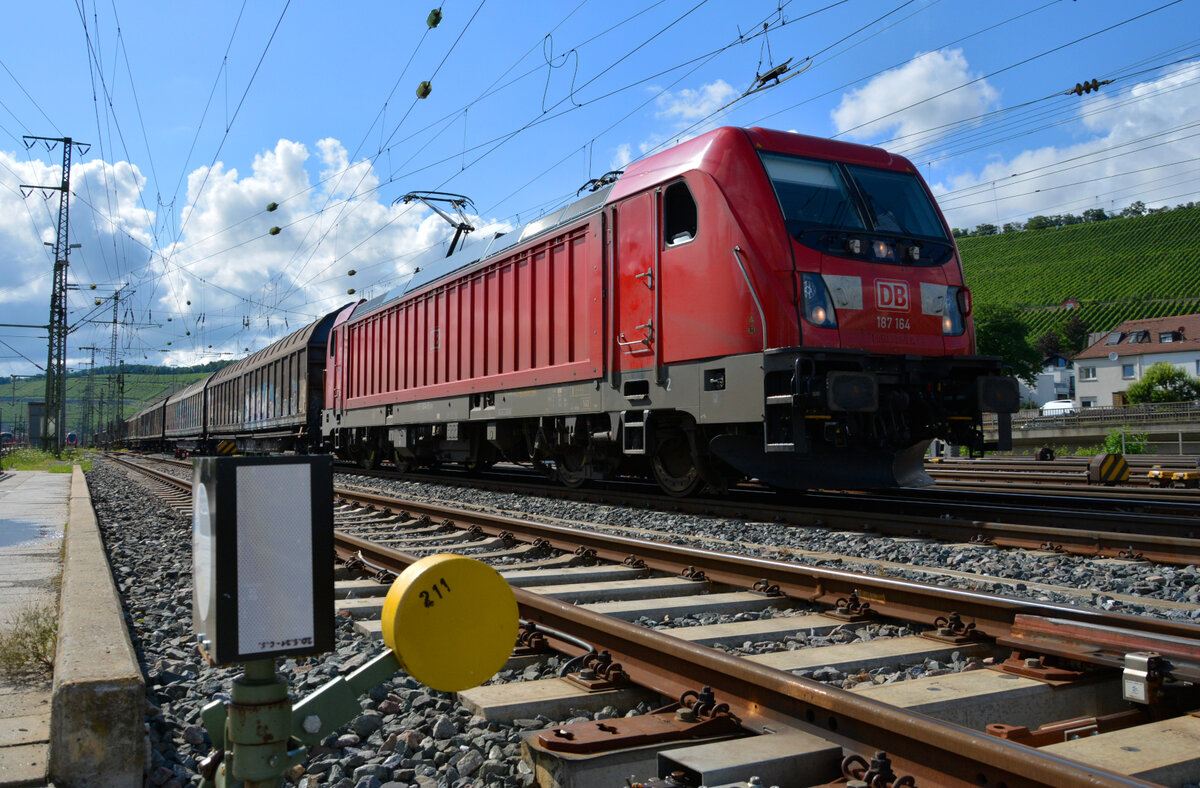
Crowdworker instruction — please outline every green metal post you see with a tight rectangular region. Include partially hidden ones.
[205,659,302,788]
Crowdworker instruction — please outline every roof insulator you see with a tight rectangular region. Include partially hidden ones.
[427,8,442,28]
[416,81,432,99]
[269,226,281,235]
[89,283,97,289]
[95,299,102,305]
[347,288,356,295]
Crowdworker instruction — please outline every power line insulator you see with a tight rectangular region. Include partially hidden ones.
[269,226,281,235]
[417,81,433,99]
[1067,78,1111,96]
[427,8,442,28]
[266,202,279,212]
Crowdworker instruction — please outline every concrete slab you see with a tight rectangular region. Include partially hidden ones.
[746,636,993,675]
[535,577,709,604]
[659,615,845,648]
[1042,714,1200,785]
[457,677,661,723]
[334,579,391,599]
[50,467,145,786]
[0,471,67,788]
[583,592,789,622]
[0,741,48,787]
[657,730,842,787]
[499,565,648,587]
[853,668,1127,732]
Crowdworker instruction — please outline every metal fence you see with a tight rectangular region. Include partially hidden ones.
[987,400,1200,430]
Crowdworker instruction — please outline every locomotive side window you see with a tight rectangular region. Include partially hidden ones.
[760,154,864,231]
[663,181,697,246]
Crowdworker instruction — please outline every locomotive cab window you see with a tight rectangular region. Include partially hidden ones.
[760,153,865,232]
[844,165,948,240]
[663,181,697,246]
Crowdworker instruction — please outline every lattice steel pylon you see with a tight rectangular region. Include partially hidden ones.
[20,135,89,454]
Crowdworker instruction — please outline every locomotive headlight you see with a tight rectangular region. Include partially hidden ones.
[943,286,967,336]
[872,240,894,260]
[801,273,838,329]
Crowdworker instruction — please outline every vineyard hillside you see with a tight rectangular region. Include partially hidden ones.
[958,206,1200,340]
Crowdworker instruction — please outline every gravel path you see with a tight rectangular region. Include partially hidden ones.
[89,458,1200,787]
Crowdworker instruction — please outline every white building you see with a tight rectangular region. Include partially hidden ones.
[1018,355,1074,407]
[1073,314,1200,407]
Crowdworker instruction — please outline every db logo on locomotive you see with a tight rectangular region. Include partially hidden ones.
[875,280,910,311]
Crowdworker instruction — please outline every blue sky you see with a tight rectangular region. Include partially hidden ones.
[1,0,1197,383]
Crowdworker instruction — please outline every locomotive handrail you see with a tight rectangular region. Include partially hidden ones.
[732,245,767,351]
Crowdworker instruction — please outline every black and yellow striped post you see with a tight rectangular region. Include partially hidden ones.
[1088,453,1130,486]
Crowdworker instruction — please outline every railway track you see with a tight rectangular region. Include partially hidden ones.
[926,455,1200,491]
[103,454,1200,787]
[134,451,1200,567]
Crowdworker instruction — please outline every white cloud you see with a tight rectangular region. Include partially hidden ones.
[655,79,738,124]
[930,61,1200,231]
[610,143,633,171]
[609,79,739,171]
[0,137,499,374]
[832,49,998,142]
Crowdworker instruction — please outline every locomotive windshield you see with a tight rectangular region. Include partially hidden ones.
[760,152,948,241]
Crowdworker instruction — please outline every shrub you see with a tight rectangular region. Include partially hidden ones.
[0,603,57,678]
[1102,427,1149,454]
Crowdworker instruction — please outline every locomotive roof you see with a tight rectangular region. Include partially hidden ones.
[351,126,914,322]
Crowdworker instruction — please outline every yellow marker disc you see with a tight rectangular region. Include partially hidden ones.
[381,554,518,692]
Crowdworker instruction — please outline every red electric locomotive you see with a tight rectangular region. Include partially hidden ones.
[324,127,1017,492]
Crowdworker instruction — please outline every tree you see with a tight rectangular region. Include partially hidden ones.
[1060,313,1090,354]
[1082,208,1108,223]
[1002,221,1024,233]
[973,303,1042,385]
[974,223,998,236]
[1034,331,1063,359]
[1124,362,1200,404]
[1025,215,1054,231]
[1120,200,1146,218]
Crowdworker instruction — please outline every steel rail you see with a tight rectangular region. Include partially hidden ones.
[333,529,1158,788]
[331,487,1200,675]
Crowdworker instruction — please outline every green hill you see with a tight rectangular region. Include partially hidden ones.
[0,364,228,442]
[958,205,1200,341]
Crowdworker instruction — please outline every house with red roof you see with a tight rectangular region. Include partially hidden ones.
[1073,314,1200,407]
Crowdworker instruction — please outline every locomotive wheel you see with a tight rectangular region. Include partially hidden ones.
[392,450,414,473]
[651,434,704,497]
[360,445,383,470]
[556,446,589,488]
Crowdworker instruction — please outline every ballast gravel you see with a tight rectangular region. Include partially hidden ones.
[90,458,1200,787]
[336,471,1200,623]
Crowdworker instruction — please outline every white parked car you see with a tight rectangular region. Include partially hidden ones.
[1040,399,1077,416]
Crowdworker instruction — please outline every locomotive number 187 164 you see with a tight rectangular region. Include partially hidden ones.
[877,315,911,331]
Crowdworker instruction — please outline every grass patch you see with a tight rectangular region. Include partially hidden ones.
[0,603,57,679]
[1,447,93,472]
